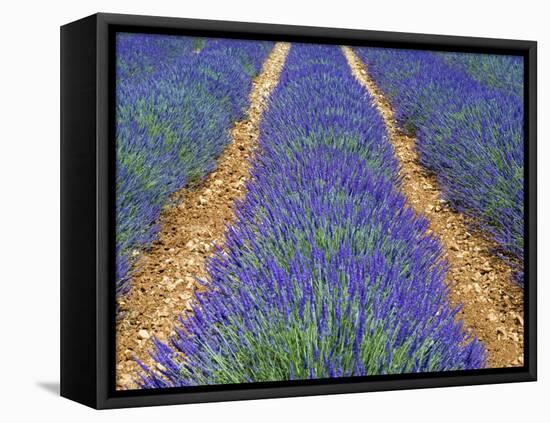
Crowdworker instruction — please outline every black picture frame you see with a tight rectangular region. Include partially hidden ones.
[60,12,537,409]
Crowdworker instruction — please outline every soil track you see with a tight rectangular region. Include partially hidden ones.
[116,42,291,389]
[343,46,524,369]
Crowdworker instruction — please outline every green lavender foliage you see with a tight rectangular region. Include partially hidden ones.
[115,34,273,296]
[136,45,485,389]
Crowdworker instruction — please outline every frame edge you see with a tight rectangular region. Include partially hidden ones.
[73,12,537,409]
[60,13,99,409]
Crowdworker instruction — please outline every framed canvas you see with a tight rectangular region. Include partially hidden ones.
[60,12,537,409]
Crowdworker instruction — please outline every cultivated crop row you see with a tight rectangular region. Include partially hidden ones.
[137,44,485,388]
[115,36,273,296]
[116,33,203,82]
[440,52,523,99]
[354,48,524,284]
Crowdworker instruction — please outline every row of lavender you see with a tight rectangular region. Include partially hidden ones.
[138,44,485,387]
[116,34,273,296]
[440,52,523,99]
[354,48,524,284]
[116,33,202,82]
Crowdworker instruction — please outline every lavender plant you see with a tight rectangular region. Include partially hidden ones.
[440,52,524,98]
[354,47,524,284]
[116,34,273,296]
[137,44,486,387]
[116,33,200,82]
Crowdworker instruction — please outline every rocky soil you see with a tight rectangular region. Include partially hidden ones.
[343,46,524,369]
[115,42,291,389]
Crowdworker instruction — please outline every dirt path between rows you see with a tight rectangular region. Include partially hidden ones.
[342,46,524,369]
[116,42,291,389]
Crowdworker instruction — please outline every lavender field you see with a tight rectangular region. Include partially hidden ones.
[115,34,525,390]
